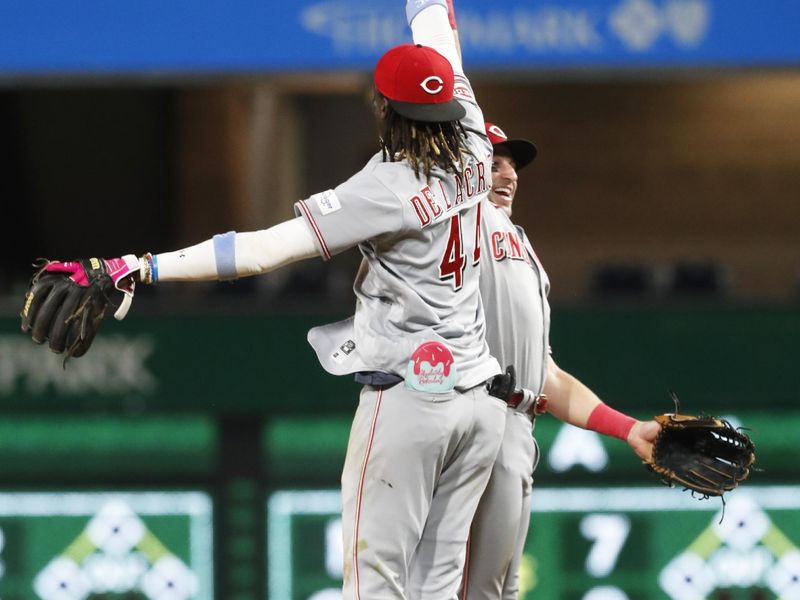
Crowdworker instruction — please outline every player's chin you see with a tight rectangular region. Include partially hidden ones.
[490,195,513,217]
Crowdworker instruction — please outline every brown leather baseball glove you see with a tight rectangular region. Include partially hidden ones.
[645,413,756,497]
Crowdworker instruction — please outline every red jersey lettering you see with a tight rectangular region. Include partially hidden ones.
[409,195,431,227]
[473,201,481,265]
[490,230,532,263]
[476,161,487,194]
[440,215,466,290]
[422,186,443,218]
[491,231,506,260]
[463,166,475,197]
[507,231,524,259]
[453,174,464,206]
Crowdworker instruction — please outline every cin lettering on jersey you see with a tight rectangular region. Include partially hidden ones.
[490,230,532,265]
[408,162,487,228]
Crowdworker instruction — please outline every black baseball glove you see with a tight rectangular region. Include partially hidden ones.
[645,412,756,497]
[20,256,139,360]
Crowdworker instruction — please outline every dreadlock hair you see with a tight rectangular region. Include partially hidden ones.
[376,94,471,181]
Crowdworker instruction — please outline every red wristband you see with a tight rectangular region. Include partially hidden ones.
[586,403,636,441]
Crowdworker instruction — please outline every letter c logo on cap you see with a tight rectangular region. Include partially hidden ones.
[488,124,506,139]
[420,75,444,95]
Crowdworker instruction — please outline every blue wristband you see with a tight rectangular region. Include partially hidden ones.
[213,231,238,280]
[150,254,159,283]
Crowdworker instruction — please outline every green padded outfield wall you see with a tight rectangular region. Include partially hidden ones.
[1,307,797,415]
[0,307,798,600]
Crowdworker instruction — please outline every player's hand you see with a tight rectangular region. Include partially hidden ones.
[39,256,140,320]
[20,255,141,361]
[626,420,662,463]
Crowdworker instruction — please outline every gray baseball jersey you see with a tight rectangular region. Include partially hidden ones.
[298,82,500,390]
[479,200,551,394]
[462,198,551,599]
[297,68,508,598]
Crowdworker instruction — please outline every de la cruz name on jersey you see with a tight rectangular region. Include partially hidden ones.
[406,157,491,292]
[407,160,489,228]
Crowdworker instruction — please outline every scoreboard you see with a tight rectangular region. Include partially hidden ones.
[264,411,798,600]
[267,486,800,600]
[0,491,213,600]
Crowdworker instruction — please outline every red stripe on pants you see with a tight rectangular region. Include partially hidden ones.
[353,388,383,599]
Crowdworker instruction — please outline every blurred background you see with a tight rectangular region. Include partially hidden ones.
[0,0,799,598]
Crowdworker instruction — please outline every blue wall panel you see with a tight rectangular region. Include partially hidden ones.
[1,0,799,75]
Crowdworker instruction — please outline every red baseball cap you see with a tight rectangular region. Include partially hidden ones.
[485,122,538,170]
[374,44,466,123]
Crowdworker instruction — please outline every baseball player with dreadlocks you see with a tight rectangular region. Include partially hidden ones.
[311,5,664,597]
[23,1,516,597]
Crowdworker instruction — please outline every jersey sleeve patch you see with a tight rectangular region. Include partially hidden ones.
[312,189,342,215]
[453,74,476,104]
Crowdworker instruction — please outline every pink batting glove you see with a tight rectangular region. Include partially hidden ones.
[45,255,140,320]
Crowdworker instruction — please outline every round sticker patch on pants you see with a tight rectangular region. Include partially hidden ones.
[404,341,457,392]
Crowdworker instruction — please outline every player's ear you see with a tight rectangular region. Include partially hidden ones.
[372,90,389,118]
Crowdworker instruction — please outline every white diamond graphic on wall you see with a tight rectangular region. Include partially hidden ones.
[87,500,146,556]
[660,494,800,599]
[141,555,199,600]
[659,551,716,600]
[665,0,710,47]
[34,557,92,600]
[34,500,199,600]
[766,549,800,599]
[610,0,663,51]
[712,495,770,552]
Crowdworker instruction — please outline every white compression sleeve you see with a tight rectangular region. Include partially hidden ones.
[234,218,319,276]
[155,217,318,282]
[409,4,463,76]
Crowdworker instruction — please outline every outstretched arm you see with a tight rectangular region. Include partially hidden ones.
[19,216,318,360]
[152,217,318,282]
[406,0,462,74]
[446,0,462,61]
[543,356,661,462]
